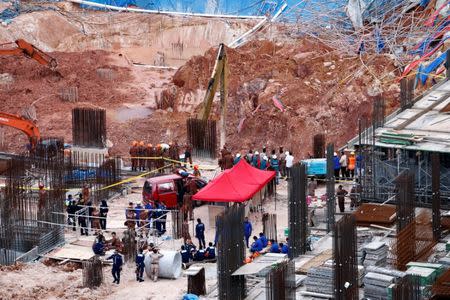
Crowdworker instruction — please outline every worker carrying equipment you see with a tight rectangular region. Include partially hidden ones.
[0,39,57,70]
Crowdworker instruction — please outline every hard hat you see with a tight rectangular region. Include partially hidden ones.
[334,152,337,156]
[272,155,277,159]
[194,165,199,170]
[350,151,355,155]
[285,151,289,155]
[236,153,241,158]
[255,151,259,155]
[147,143,152,147]
[132,141,138,146]
[139,141,144,146]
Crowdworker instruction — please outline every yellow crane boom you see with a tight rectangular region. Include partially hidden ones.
[197,43,228,148]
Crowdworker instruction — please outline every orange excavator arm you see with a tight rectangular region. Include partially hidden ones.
[0,39,57,70]
[0,112,41,151]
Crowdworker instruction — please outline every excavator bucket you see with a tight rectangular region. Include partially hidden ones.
[14,39,58,70]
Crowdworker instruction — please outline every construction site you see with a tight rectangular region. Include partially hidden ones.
[1,0,450,299]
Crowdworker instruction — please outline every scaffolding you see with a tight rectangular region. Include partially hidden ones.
[0,142,66,265]
[357,96,450,209]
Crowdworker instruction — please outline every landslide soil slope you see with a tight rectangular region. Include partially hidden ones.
[163,39,400,157]
[0,38,400,157]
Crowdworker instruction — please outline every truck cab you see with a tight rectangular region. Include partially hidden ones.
[142,174,207,208]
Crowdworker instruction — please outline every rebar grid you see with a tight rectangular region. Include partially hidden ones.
[72,108,107,148]
[186,118,217,159]
[432,269,450,298]
[0,140,65,265]
[265,260,296,300]
[288,163,308,258]
[392,275,420,300]
[326,143,335,233]
[262,213,277,243]
[334,214,358,300]
[313,134,325,158]
[396,169,416,232]
[390,210,436,271]
[216,204,245,300]
[432,153,441,240]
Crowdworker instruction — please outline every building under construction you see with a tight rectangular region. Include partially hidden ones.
[1,0,450,299]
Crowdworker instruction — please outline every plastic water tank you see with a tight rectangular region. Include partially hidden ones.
[144,250,182,279]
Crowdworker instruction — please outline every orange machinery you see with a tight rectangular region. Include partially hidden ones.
[0,112,41,152]
[0,39,57,69]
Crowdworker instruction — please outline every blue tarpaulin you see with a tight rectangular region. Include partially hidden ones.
[418,51,447,84]
[375,28,385,53]
[420,0,431,7]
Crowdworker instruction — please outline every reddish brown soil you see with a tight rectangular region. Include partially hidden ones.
[165,39,400,157]
[0,39,400,159]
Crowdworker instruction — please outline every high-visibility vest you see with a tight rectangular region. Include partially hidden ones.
[348,156,356,170]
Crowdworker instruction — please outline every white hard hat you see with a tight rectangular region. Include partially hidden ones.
[285,151,289,155]
[272,155,277,159]
[255,151,259,155]
[334,152,337,156]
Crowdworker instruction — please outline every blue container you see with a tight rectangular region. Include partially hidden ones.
[302,159,327,176]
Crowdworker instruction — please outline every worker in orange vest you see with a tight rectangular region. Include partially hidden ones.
[347,151,356,179]
[138,141,146,171]
[146,143,154,171]
[130,141,138,171]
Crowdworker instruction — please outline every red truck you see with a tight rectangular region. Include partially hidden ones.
[142,174,207,208]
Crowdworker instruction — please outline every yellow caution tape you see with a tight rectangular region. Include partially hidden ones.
[98,164,173,191]
[126,156,218,171]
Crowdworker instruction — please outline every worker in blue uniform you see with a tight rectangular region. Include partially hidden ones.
[250,236,263,253]
[107,250,123,284]
[259,232,268,248]
[135,249,145,282]
[205,242,216,259]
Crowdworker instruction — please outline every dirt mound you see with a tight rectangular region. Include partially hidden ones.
[162,39,400,157]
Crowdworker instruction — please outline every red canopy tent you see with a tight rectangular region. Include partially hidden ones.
[192,159,276,203]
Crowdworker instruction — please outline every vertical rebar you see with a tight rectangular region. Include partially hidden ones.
[216,204,245,300]
[432,153,441,241]
[334,214,358,300]
[288,163,308,258]
[326,143,335,233]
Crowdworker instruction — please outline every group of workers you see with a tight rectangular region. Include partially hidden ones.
[129,141,193,172]
[333,150,363,179]
[124,201,168,236]
[180,240,216,267]
[220,146,295,185]
[104,237,164,284]
[65,184,109,235]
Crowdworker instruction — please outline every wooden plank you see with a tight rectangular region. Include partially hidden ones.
[394,92,450,130]
[295,249,332,274]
